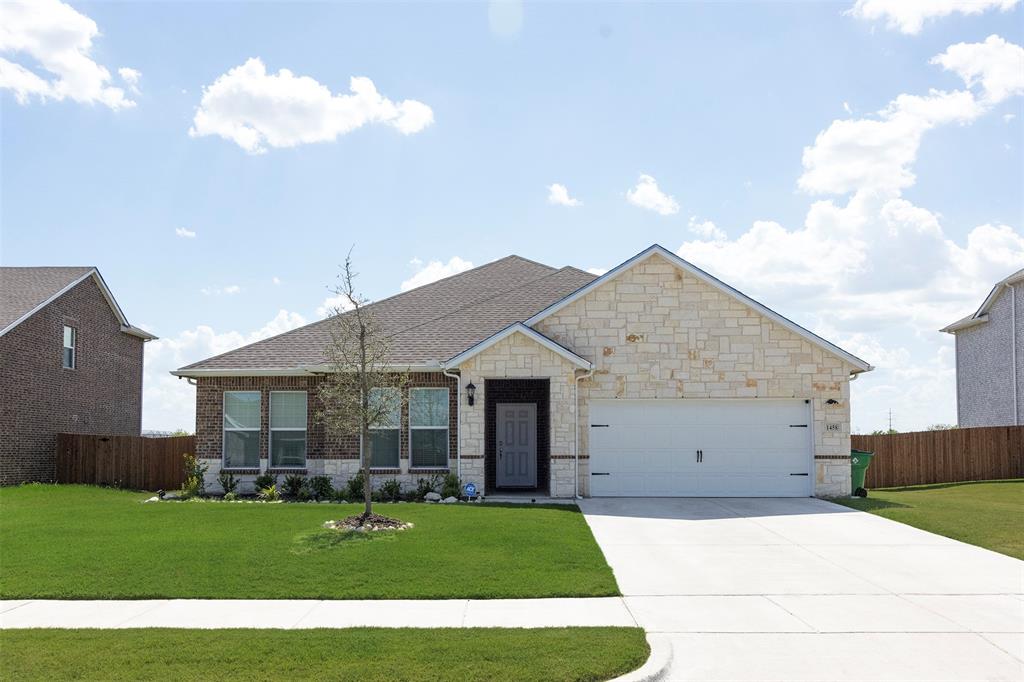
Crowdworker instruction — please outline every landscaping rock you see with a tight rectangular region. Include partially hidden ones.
[424,492,441,502]
[143,496,160,503]
[442,496,458,504]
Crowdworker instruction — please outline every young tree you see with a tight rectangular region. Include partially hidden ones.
[317,252,407,520]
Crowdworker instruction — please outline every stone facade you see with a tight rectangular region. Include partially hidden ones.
[534,253,855,496]
[0,277,145,485]
[195,373,458,495]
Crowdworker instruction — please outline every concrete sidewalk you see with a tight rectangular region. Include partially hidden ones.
[0,597,636,629]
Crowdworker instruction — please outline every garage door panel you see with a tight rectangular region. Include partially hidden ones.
[588,399,812,498]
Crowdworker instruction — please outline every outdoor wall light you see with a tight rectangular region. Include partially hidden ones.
[826,398,840,405]
[466,382,476,406]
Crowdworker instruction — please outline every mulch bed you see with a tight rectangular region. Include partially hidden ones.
[323,512,413,532]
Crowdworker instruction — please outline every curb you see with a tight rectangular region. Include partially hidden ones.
[611,633,673,682]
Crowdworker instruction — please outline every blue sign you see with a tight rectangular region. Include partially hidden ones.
[464,482,477,497]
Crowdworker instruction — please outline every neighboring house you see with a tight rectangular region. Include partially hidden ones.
[0,267,156,485]
[941,269,1024,427]
[174,245,872,498]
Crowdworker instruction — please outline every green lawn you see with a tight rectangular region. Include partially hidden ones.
[0,485,618,599]
[833,479,1024,559]
[0,627,649,681]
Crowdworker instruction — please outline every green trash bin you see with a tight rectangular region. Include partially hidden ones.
[850,449,874,497]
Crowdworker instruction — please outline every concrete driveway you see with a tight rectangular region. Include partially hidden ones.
[581,497,1024,681]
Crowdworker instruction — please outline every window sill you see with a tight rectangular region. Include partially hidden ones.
[369,468,402,475]
[409,467,450,473]
[221,468,260,474]
[268,468,307,474]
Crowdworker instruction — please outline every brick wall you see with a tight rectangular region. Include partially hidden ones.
[0,277,145,485]
[195,372,458,493]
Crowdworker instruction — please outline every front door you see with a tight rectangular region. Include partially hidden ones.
[496,403,537,487]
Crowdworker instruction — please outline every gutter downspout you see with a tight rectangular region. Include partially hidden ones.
[574,367,594,499]
[442,366,462,480]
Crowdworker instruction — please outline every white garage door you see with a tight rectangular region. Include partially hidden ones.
[588,399,813,497]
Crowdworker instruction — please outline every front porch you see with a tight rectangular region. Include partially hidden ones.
[484,378,551,496]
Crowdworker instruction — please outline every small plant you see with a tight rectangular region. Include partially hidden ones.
[345,470,365,500]
[282,474,307,499]
[223,491,238,502]
[218,471,238,496]
[257,484,279,501]
[441,472,461,499]
[378,478,402,502]
[330,487,348,503]
[308,475,334,500]
[415,475,440,500]
[181,453,208,499]
[254,472,276,490]
[401,489,419,502]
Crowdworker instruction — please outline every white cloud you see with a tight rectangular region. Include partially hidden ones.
[489,0,524,39]
[118,66,140,93]
[931,35,1024,105]
[626,174,680,216]
[0,0,135,109]
[175,227,196,239]
[272,276,281,285]
[688,216,727,241]
[200,285,242,296]
[843,101,853,115]
[1005,113,1018,122]
[547,183,582,207]
[400,256,474,292]
[316,294,355,319]
[847,0,1019,35]
[189,57,434,154]
[142,310,307,431]
[586,267,608,276]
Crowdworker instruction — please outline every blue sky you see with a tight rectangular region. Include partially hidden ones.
[2,0,1022,432]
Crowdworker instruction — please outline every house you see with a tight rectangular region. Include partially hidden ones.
[0,267,156,485]
[173,245,872,498]
[941,269,1024,427]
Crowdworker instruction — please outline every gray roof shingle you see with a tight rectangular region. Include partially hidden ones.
[180,256,596,371]
[0,266,95,333]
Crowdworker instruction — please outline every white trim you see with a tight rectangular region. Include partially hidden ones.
[62,325,76,370]
[222,390,261,469]
[171,363,443,379]
[444,322,593,370]
[0,269,156,340]
[942,269,1024,333]
[940,314,989,333]
[524,244,873,374]
[268,390,307,469]
[408,387,450,469]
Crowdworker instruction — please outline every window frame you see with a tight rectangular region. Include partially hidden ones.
[269,390,308,470]
[408,387,450,470]
[364,386,401,470]
[62,325,76,370]
[222,390,261,470]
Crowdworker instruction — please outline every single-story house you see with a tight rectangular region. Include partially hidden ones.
[0,267,156,485]
[174,245,872,498]
[941,268,1023,427]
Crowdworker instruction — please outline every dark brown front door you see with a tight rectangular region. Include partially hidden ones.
[496,403,537,487]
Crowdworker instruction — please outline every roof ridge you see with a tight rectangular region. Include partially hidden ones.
[179,254,560,371]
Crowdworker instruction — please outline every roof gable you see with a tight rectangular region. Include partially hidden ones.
[941,268,1024,333]
[0,267,155,340]
[525,244,873,373]
[446,322,592,369]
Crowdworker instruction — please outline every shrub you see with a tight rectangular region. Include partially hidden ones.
[345,470,365,500]
[218,471,238,496]
[254,473,276,490]
[223,492,238,502]
[181,454,208,499]
[441,472,461,499]
[401,489,419,502]
[308,475,334,500]
[415,475,439,500]
[378,478,402,502]
[257,484,279,501]
[282,474,307,499]
[330,487,348,503]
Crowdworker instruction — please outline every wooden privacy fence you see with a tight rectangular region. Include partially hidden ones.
[56,434,194,491]
[852,426,1024,488]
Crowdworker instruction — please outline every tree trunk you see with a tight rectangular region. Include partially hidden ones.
[362,423,372,517]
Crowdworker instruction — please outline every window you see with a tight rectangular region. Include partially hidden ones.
[367,387,400,468]
[270,391,307,468]
[62,326,76,369]
[410,387,449,468]
[223,391,260,468]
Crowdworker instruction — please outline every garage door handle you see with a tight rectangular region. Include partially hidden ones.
[789,473,809,476]
[591,472,610,476]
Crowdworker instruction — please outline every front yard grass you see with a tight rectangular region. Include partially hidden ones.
[0,627,649,681]
[0,485,618,599]
[833,479,1024,559]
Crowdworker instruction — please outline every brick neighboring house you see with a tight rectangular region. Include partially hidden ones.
[0,267,156,485]
[941,269,1024,427]
[175,245,873,498]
